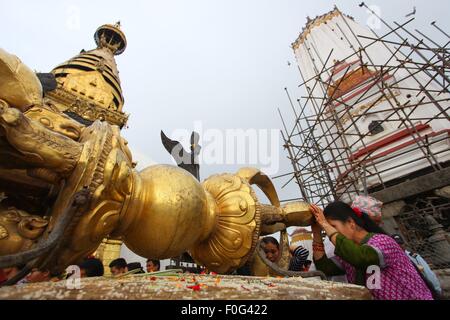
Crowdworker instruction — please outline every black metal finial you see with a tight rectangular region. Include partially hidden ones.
[160,130,201,181]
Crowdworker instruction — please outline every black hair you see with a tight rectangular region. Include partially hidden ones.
[324,201,387,235]
[235,263,252,276]
[78,258,104,277]
[261,236,280,248]
[127,262,144,273]
[109,258,127,269]
[147,259,160,267]
[7,264,27,270]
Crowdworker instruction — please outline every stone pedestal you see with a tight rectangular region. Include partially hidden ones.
[0,274,372,300]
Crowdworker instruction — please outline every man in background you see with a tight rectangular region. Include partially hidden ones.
[146,259,160,273]
[78,258,104,278]
[109,258,128,276]
[25,268,53,283]
[127,262,145,274]
[1,265,27,285]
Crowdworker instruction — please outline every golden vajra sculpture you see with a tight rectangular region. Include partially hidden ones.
[0,23,313,277]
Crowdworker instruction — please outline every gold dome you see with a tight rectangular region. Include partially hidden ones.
[46,23,128,128]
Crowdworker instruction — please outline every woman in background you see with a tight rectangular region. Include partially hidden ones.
[261,237,310,271]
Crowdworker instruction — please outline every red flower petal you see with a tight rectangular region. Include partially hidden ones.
[187,285,201,291]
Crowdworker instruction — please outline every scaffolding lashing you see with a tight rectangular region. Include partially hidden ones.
[276,6,450,268]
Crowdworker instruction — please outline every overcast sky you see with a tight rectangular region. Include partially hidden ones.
[1,0,449,265]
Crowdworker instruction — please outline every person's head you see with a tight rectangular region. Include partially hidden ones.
[261,237,280,263]
[324,201,387,242]
[2,264,25,280]
[127,262,144,273]
[26,268,51,283]
[304,260,312,271]
[0,268,6,284]
[109,258,128,276]
[392,234,406,250]
[78,258,104,278]
[146,259,160,273]
[2,267,19,280]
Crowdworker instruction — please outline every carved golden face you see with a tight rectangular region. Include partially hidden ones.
[25,106,84,141]
[0,208,48,256]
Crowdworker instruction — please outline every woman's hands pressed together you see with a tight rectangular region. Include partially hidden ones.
[310,204,339,245]
[310,204,328,228]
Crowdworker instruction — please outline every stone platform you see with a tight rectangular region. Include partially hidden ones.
[0,274,372,300]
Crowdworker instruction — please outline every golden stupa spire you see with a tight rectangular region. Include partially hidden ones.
[46,23,128,128]
[94,21,127,56]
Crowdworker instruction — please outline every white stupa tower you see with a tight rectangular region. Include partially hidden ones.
[291,6,450,199]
